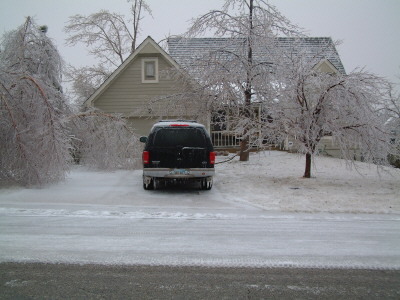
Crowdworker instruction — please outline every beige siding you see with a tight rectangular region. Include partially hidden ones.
[316,60,338,74]
[128,117,160,136]
[286,136,361,160]
[317,136,361,160]
[94,54,182,115]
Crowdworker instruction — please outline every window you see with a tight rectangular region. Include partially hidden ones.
[152,128,206,148]
[145,61,155,79]
[142,58,158,83]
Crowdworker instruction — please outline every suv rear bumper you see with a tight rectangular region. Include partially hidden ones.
[143,168,215,179]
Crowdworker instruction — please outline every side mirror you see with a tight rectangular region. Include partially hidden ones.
[139,136,148,143]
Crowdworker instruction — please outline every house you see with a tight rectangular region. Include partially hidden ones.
[84,36,204,136]
[85,36,346,152]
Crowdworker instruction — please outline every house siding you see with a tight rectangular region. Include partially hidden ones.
[317,136,361,160]
[94,54,182,115]
[127,117,159,136]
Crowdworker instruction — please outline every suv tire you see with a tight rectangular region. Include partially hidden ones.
[143,176,154,190]
[201,177,213,190]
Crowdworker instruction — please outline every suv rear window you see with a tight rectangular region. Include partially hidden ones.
[152,128,207,148]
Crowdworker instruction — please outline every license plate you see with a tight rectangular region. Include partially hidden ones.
[170,169,190,175]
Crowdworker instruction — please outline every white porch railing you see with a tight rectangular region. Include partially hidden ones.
[211,131,241,148]
[211,130,280,149]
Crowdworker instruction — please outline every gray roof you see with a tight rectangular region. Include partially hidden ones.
[167,37,346,75]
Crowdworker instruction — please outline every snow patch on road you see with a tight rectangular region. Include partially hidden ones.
[2,207,398,221]
[0,207,248,220]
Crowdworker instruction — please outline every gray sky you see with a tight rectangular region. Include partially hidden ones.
[1,0,399,83]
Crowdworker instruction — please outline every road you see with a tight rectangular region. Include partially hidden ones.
[1,173,400,298]
[1,263,400,299]
[0,201,399,269]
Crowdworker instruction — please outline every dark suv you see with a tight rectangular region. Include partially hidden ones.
[139,120,216,190]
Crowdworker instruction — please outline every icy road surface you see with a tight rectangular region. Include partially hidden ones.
[0,206,399,269]
[1,195,399,269]
[0,151,399,269]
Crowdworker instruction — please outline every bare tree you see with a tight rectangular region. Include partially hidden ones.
[129,0,152,51]
[173,0,302,161]
[64,1,152,105]
[65,10,134,68]
[0,17,70,186]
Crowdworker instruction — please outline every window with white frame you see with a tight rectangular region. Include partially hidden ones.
[142,58,158,83]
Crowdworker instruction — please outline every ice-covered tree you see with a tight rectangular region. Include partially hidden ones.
[68,109,141,170]
[169,0,302,161]
[0,17,70,185]
[386,81,400,167]
[0,18,142,186]
[64,0,152,104]
[64,64,110,106]
[258,41,391,177]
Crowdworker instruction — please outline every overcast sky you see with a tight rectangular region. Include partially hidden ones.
[1,0,399,84]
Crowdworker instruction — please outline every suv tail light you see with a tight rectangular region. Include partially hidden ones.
[142,151,150,165]
[209,151,216,165]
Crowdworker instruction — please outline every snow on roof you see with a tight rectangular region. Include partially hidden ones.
[167,37,346,75]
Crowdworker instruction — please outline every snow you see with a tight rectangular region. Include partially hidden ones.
[0,151,399,269]
[2,151,399,213]
[216,151,400,214]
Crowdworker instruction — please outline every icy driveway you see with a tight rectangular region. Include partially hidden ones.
[0,152,400,269]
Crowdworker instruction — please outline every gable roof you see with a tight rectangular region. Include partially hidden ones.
[84,36,180,107]
[276,37,346,74]
[167,37,346,75]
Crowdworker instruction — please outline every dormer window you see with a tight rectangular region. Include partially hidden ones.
[142,58,158,83]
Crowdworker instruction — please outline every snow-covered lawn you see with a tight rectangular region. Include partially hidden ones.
[216,151,400,214]
[1,151,399,214]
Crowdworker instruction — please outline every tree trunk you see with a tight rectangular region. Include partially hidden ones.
[240,138,250,161]
[239,0,253,162]
[304,153,312,178]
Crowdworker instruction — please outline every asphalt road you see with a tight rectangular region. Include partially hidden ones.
[1,263,399,299]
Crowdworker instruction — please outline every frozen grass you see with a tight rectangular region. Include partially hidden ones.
[216,151,400,214]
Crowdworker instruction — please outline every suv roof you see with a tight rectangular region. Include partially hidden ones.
[151,120,205,129]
